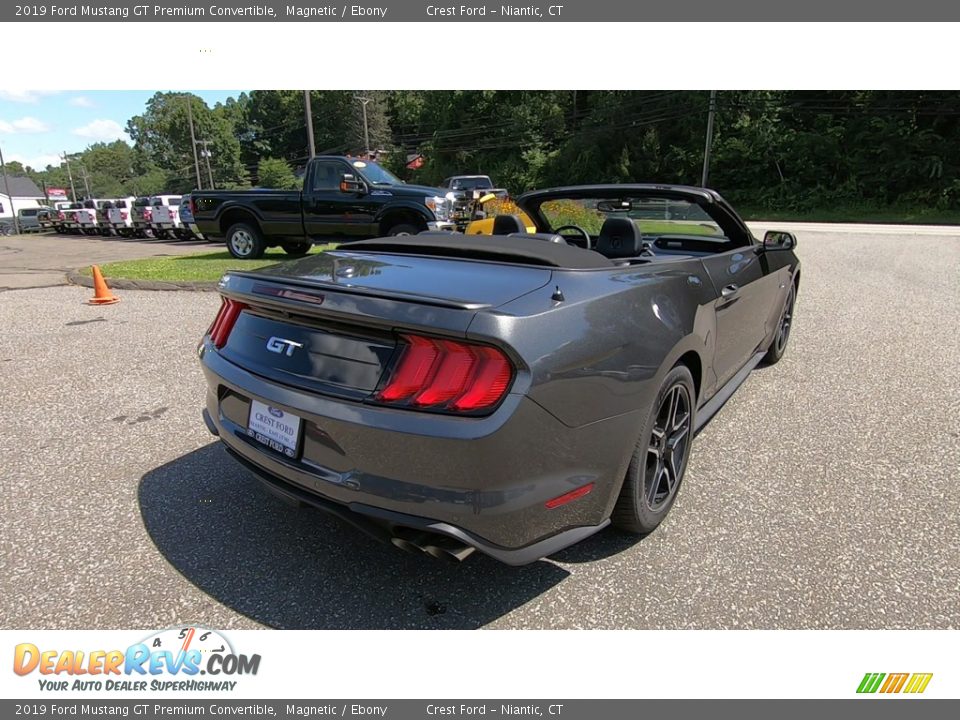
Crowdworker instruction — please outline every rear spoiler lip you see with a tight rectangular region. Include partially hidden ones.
[221,272,493,311]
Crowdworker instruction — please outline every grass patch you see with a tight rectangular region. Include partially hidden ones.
[635,220,722,236]
[739,206,960,225]
[80,244,335,283]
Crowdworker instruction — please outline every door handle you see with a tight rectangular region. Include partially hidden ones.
[721,284,739,298]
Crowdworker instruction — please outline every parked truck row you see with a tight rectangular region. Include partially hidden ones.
[51,194,204,240]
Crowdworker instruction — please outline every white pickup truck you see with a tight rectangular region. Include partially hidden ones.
[58,201,84,234]
[76,199,112,235]
[150,195,183,239]
[107,197,137,237]
[131,197,154,237]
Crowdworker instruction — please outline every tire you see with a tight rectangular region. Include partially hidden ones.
[762,282,796,366]
[281,241,312,257]
[612,365,696,535]
[386,222,420,236]
[226,222,266,259]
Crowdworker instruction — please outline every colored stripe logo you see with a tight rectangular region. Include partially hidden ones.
[857,673,933,694]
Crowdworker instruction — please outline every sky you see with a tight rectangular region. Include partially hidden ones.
[0,90,244,171]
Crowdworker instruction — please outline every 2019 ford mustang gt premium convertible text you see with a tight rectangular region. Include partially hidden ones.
[198,184,800,565]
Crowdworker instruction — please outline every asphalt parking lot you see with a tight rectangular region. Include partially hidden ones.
[0,232,211,290]
[1,225,958,630]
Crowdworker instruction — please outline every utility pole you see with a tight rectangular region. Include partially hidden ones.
[355,95,372,158]
[78,165,92,198]
[304,90,316,159]
[196,140,214,189]
[62,151,77,200]
[0,142,21,235]
[701,89,717,188]
[186,97,203,190]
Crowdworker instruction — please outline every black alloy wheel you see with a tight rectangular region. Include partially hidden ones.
[612,364,696,535]
[644,383,692,512]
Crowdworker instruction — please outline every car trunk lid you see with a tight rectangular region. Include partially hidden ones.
[214,251,550,398]
[238,250,553,310]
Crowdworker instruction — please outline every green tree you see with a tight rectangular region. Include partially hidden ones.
[257,157,298,189]
[126,92,249,193]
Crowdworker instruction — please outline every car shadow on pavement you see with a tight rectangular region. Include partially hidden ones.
[138,443,570,629]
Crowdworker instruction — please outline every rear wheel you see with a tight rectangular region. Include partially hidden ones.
[226,222,266,259]
[762,282,796,366]
[612,365,695,535]
[282,241,312,257]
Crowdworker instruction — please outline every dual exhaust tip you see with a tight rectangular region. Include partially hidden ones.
[391,532,476,563]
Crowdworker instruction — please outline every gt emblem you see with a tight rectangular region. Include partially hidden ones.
[266,336,303,357]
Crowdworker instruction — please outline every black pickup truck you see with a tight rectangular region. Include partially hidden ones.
[192,156,457,259]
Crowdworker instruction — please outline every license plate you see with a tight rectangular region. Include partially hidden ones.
[246,400,301,459]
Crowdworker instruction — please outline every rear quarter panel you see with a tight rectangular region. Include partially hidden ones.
[467,258,719,430]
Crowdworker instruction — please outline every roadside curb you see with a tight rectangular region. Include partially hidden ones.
[66,270,218,292]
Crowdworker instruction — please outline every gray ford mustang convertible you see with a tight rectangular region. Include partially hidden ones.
[199,184,800,565]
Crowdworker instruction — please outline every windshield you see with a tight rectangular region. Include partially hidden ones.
[353,160,402,186]
[536,196,726,239]
[451,177,492,190]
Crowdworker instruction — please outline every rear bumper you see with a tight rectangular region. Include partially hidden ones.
[207,413,608,566]
[200,344,638,564]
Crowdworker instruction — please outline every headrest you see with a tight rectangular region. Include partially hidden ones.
[492,214,528,235]
[596,217,643,259]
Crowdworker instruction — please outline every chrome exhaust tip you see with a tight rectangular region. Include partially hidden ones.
[391,536,427,555]
[422,539,476,563]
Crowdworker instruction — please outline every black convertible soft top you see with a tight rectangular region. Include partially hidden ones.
[344,233,615,269]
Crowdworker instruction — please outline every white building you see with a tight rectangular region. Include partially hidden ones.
[0,176,47,221]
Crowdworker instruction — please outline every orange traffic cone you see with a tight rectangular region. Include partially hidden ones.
[87,265,120,305]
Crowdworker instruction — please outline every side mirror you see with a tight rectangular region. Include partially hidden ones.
[762,230,797,250]
[339,174,367,194]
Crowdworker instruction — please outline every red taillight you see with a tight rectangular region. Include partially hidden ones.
[190,198,197,215]
[376,334,513,414]
[208,298,247,348]
[120,210,128,220]
[413,340,476,407]
[144,208,152,220]
[377,335,438,402]
[450,346,513,411]
[58,211,65,220]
